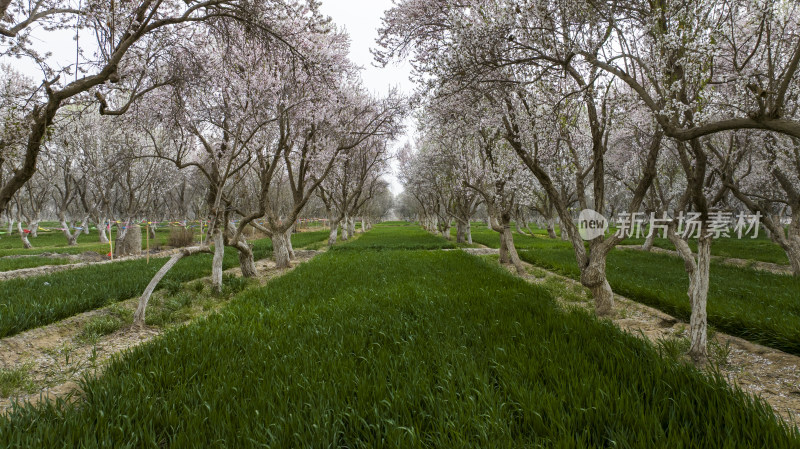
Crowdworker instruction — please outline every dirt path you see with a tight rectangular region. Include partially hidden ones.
[478,250,800,427]
[617,244,793,276]
[0,250,322,414]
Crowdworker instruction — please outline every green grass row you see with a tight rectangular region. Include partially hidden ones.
[0,257,73,272]
[0,227,175,257]
[332,223,457,251]
[509,221,790,266]
[0,230,330,338]
[459,224,800,355]
[0,229,795,447]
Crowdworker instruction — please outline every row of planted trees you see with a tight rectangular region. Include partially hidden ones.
[379,0,800,365]
[0,0,404,323]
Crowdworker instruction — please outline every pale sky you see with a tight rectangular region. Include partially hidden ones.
[7,1,412,195]
[318,0,413,196]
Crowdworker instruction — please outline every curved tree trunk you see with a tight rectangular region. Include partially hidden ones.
[501,226,526,275]
[237,244,257,278]
[133,245,211,326]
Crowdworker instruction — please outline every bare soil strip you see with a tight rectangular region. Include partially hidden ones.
[0,250,321,414]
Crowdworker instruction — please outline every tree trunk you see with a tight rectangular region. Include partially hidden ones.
[17,222,32,249]
[501,226,526,275]
[466,221,473,244]
[115,224,141,256]
[237,243,257,278]
[348,217,356,237]
[29,221,39,238]
[560,222,569,241]
[341,214,350,241]
[441,219,451,240]
[580,258,614,317]
[456,220,466,243]
[546,218,557,239]
[98,220,109,244]
[211,229,224,294]
[285,229,295,260]
[668,227,711,366]
[273,230,291,269]
[361,217,366,233]
[642,230,656,252]
[687,237,712,365]
[785,242,800,277]
[328,219,339,246]
[61,220,79,246]
[148,223,157,240]
[6,220,12,235]
[133,246,211,326]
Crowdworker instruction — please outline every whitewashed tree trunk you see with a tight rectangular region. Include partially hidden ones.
[341,214,350,241]
[17,222,32,249]
[348,217,356,237]
[328,219,339,246]
[133,246,211,326]
[6,220,13,235]
[29,221,39,238]
[211,229,224,294]
[98,219,109,244]
[466,221,473,244]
